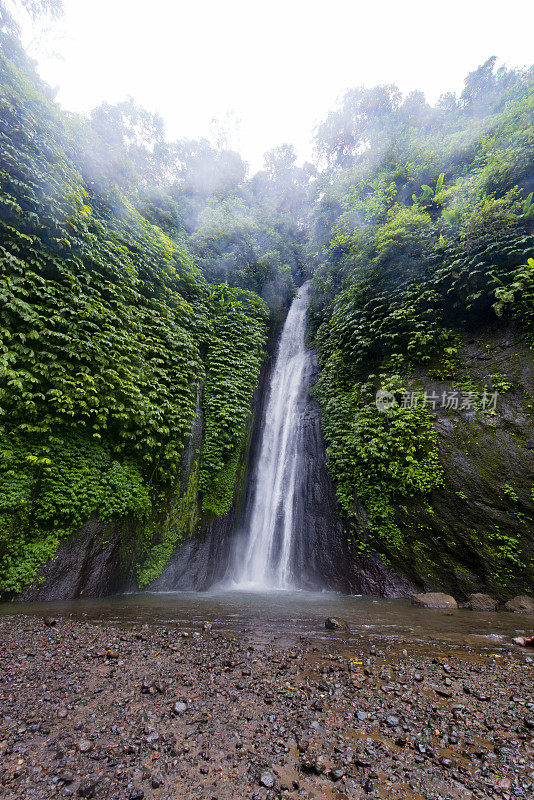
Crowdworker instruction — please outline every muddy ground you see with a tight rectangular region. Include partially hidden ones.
[0,615,533,800]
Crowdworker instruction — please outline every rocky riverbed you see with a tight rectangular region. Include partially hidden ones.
[0,615,533,800]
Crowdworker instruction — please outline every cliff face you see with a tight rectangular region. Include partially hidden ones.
[17,381,254,601]
[388,325,534,598]
[16,323,533,603]
[147,361,271,592]
[17,338,411,601]
[18,516,128,602]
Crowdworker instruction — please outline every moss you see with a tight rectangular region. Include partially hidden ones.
[136,461,200,588]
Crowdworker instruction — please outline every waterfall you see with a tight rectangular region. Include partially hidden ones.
[150,278,356,595]
[232,281,312,590]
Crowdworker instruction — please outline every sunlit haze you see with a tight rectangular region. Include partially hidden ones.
[28,0,533,171]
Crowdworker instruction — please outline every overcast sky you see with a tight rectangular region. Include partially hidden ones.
[30,0,533,173]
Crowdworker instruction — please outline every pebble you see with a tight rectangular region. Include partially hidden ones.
[0,614,532,800]
[260,770,275,788]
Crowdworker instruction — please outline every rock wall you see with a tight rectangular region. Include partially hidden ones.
[277,351,413,596]
[388,324,534,598]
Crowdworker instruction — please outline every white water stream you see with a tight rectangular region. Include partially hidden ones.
[233,282,311,590]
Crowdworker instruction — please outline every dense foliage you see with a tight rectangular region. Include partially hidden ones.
[0,27,268,593]
[310,59,534,589]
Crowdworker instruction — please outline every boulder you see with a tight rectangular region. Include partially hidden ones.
[512,635,534,647]
[467,593,498,612]
[325,617,350,631]
[411,592,458,609]
[505,595,534,614]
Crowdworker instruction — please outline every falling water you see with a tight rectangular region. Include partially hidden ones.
[233,282,312,589]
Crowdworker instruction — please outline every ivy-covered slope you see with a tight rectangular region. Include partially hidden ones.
[310,64,534,597]
[0,41,267,596]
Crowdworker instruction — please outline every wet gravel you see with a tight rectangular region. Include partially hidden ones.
[0,615,533,800]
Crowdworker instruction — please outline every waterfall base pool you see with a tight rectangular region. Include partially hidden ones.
[2,590,532,651]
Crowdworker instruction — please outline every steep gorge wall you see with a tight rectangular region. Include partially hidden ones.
[389,325,534,597]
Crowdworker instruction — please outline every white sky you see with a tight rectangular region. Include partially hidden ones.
[30,0,534,173]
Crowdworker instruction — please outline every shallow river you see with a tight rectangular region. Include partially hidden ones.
[1,589,532,652]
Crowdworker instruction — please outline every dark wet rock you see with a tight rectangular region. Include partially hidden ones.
[411,592,458,609]
[301,754,327,775]
[128,790,144,800]
[330,767,344,781]
[78,778,97,798]
[505,595,534,614]
[379,330,534,597]
[467,593,498,611]
[19,516,125,601]
[325,617,350,631]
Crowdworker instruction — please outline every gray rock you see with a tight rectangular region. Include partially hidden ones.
[325,617,350,631]
[260,770,275,788]
[172,701,187,716]
[505,595,534,614]
[411,592,458,609]
[513,635,534,647]
[467,593,498,611]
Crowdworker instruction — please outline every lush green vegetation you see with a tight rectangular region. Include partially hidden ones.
[0,14,273,593]
[310,59,534,590]
[1,0,533,596]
